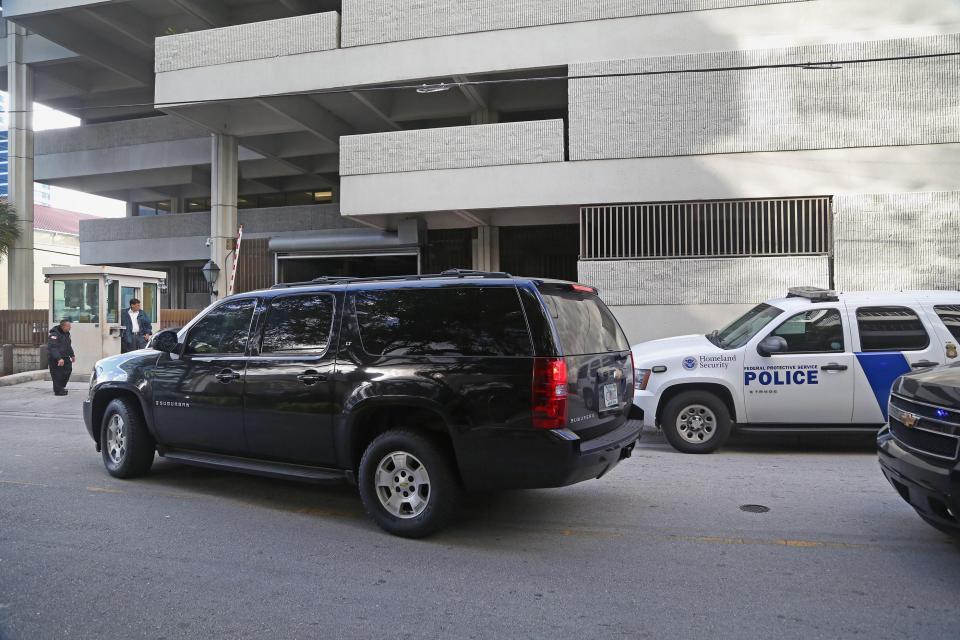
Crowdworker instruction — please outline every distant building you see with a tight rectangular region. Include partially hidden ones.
[0,205,98,310]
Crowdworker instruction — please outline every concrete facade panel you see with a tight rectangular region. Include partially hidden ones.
[35,116,205,154]
[340,143,960,216]
[578,256,829,305]
[340,120,565,176]
[570,34,960,160]
[155,12,340,73]
[833,191,960,290]
[79,205,356,265]
[341,0,807,47]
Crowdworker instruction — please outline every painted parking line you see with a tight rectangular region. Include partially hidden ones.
[0,479,48,488]
[85,486,124,494]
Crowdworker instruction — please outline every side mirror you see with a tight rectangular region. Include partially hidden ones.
[152,329,181,354]
[757,335,788,357]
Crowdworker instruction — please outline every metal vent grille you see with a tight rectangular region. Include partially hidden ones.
[580,197,832,260]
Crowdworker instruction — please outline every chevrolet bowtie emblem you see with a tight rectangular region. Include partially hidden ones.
[901,412,920,428]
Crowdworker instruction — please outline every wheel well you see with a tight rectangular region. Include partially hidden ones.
[656,383,737,425]
[349,405,453,472]
[91,389,148,447]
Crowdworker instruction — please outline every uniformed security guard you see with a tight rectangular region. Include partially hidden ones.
[47,318,76,396]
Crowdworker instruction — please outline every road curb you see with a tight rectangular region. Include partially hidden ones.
[0,370,51,387]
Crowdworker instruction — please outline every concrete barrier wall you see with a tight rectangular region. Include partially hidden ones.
[579,256,829,305]
[340,120,565,176]
[834,190,960,291]
[0,346,44,376]
[340,0,806,47]
[156,12,340,73]
[569,34,960,160]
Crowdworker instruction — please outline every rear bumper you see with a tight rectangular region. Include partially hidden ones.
[456,421,642,492]
[878,429,960,531]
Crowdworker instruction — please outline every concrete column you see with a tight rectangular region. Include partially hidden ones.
[6,22,35,310]
[470,110,498,125]
[125,202,138,217]
[472,226,500,272]
[210,134,238,301]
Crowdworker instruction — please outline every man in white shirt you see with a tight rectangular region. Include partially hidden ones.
[121,298,153,353]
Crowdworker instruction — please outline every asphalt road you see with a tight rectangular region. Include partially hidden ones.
[1,381,957,640]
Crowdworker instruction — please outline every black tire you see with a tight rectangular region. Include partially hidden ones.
[358,429,460,538]
[100,398,155,478]
[918,513,960,540]
[661,391,732,454]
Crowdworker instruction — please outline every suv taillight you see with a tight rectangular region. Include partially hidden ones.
[532,357,568,429]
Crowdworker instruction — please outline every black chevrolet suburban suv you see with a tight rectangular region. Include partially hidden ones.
[83,270,640,537]
[879,363,960,538]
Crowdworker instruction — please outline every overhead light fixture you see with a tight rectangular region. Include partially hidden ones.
[416,82,453,94]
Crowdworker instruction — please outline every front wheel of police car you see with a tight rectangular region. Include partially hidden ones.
[661,391,732,454]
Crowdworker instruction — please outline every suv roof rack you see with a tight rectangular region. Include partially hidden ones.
[787,286,839,302]
[269,269,514,289]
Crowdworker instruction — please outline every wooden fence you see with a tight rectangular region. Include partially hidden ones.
[0,310,48,346]
[159,308,200,331]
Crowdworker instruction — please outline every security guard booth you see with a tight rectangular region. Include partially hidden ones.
[43,266,167,375]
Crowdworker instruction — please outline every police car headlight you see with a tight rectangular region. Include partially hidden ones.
[635,369,651,390]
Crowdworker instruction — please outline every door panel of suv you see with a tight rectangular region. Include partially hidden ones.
[851,304,942,422]
[744,306,855,424]
[242,293,340,466]
[151,298,257,454]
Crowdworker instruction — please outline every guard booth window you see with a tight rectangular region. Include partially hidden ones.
[856,306,929,352]
[53,280,99,323]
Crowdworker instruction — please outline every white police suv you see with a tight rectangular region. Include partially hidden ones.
[632,288,960,453]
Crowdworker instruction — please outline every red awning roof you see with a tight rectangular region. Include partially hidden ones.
[33,205,100,236]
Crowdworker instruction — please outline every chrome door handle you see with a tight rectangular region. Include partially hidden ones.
[910,360,939,369]
[820,363,848,372]
[297,370,326,386]
[215,369,241,383]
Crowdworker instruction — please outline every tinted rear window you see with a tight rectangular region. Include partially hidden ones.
[538,287,630,355]
[354,286,532,357]
[856,306,929,352]
[934,305,960,340]
[260,294,334,354]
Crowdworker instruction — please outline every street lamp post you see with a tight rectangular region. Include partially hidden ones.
[201,260,221,302]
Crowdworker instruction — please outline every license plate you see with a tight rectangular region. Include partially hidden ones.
[603,383,618,409]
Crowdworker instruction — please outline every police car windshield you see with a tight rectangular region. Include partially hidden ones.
[709,303,783,349]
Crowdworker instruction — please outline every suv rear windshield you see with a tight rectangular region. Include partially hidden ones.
[354,286,532,357]
[538,286,630,355]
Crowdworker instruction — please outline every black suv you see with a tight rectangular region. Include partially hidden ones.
[879,363,960,538]
[83,271,640,537]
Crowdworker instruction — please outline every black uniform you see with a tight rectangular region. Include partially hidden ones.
[47,325,75,395]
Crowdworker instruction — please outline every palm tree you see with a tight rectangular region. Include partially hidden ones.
[0,200,21,259]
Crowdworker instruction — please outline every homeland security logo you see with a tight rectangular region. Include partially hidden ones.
[682,356,697,370]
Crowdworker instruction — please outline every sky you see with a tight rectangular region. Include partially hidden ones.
[32,100,127,219]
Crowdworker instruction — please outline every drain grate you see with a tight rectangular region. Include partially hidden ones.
[739,504,770,513]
